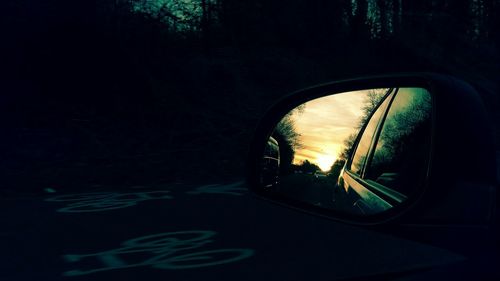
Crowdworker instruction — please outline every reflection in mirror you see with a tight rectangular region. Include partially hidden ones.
[258,88,432,217]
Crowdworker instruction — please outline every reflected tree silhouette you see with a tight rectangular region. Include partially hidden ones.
[295,160,320,174]
[328,159,346,181]
[273,106,304,175]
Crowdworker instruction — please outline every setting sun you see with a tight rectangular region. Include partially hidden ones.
[316,155,336,172]
[288,89,388,174]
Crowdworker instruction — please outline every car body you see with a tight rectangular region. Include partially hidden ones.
[314,171,327,179]
[335,87,433,215]
[247,74,498,281]
[260,136,280,188]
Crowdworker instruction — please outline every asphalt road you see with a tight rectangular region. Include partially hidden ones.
[278,173,339,209]
[0,180,471,281]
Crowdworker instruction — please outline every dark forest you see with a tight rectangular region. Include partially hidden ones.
[1,0,499,193]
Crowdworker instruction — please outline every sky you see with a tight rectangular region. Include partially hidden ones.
[290,89,386,171]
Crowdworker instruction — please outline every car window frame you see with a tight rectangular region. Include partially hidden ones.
[346,88,396,176]
[359,88,399,178]
[346,87,434,205]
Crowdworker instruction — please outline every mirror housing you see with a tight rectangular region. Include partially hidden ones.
[246,73,497,226]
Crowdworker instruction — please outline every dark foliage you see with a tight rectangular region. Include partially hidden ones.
[1,0,499,193]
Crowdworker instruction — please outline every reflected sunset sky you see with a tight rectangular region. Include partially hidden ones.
[290,89,387,171]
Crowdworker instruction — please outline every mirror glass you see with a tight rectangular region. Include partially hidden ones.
[259,88,432,216]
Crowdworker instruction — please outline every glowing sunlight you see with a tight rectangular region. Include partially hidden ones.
[316,154,337,172]
[289,89,389,172]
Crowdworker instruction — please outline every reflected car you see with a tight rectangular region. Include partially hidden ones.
[314,171,327,179]
[335,87,432,215]
[260,136,280,188]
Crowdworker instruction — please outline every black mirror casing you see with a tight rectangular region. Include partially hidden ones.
[246,73,497,226]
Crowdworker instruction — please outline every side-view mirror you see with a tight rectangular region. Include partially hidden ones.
[247,73,497,225]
